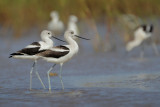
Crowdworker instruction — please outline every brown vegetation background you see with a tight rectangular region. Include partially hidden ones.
[0,0,159,38]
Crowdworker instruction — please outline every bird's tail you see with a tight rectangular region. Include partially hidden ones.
[9,53,24,58]
[9,55,12,58]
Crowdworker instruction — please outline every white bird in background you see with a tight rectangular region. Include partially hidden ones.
[67,15,79,36]
[126,24,153,51]
[126,24,159,57]
[37,30,90,92]
[48,11,65,35]
[9,30,65,90]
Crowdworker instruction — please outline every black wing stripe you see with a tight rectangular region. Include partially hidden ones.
[18,47,45,55]
[30,42,40,46]
[142,24,147,31]
[9,53,24,58]
[150,25,154,32]
[43,50,69,58]
[56,45,69,50]
[135,24,154,33]
[10,53,24,56]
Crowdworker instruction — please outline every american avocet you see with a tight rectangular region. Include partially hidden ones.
[9,30,65,90]
[37,30,89,92]
[126,24,158,57]
[48,11,64,35]
[67,15,79,36]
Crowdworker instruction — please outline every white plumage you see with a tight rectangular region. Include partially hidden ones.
[48,11,64,35]
[11,30,54,59]
[67,15,79,36]
[9,30,65,90]
[126,24,153,51]
[38,30,89,92]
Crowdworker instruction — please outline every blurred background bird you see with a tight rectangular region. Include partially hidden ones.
[126,24,153,51]
[48,11,65,36]
[126,24,159,58]
[67,15,79,36]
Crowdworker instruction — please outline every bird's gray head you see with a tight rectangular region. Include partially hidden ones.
[69,15,78,22]
[50,11,59,18]
[41,30,53,38]
[64,30,90,40]
[64,30,74,38]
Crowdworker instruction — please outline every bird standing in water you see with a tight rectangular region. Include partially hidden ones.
[126,24,159,58]
[9,30,66,90]
[37,30,90,92]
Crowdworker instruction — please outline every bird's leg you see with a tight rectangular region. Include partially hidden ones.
[30,61,36,90]
[35,60,46,89]
[151,40,159,56]
[140,42,145,59]
[47,64,56,92]
[59,63,64,90]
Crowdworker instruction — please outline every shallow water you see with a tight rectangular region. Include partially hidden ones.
[1,30,160,107]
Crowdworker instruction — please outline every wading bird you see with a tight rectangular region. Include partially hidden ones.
[126,24,159,58]
[9,30,65,90]
[37,30,90,92]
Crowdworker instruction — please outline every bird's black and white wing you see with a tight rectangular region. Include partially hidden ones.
[134,24,154,33]
[9,42,45,58]
[141,24,153,33]
[38,45,70,58]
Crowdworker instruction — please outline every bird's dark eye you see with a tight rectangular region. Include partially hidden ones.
[71,31,74,34]
[48,32,50,35]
